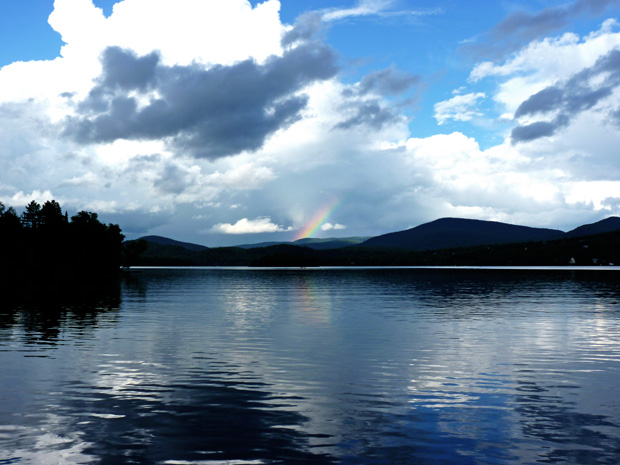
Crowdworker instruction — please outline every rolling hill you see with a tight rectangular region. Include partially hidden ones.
[566,217,620,238]
[139,235,209,251]
[360,218,565,251]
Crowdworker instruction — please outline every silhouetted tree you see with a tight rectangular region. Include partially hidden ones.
[21,200,42,229]
[1,200,125,285]
[0,203,21,231]
[40,200,66,229]
[69,210,125,272]
[0,203,24,272]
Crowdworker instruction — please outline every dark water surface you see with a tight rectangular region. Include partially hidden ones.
[1,267,620,464]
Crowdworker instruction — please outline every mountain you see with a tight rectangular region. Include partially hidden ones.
[360,218,565,251]
[131,235,210,265]
[566,217,620,238]
[139,235,209,252]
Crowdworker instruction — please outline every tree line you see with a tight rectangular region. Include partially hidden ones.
[0,199,125,282]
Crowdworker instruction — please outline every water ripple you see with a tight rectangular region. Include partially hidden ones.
[2,268,620,464]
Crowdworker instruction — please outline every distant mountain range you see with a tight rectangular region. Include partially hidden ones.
[137,235,371,251]
[127,216,620,267]
[139,217,620,252]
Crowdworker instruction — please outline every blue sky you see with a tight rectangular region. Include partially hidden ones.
[2,0,620,246]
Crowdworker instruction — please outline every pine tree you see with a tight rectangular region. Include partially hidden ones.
[40,200,66,229]
[21,200,42,229]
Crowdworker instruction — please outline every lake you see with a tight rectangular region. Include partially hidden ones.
[1,267,620,464]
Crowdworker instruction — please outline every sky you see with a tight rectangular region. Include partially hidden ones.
[2,0,620,246]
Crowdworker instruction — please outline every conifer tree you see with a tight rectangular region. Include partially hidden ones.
[21,200,42,229]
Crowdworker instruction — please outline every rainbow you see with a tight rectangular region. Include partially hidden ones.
[294,198,341,241]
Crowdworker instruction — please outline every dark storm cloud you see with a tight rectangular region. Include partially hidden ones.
[281,12,324,47]
[99,46,159,91]
[511,120,563,142]
[334,99,402,130]
[462,0,620,59]
[514,87,563,118]
[64,44,338,158]
[512,48,620,143]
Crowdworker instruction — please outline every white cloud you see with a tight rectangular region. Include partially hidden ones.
[565,180,620,209]
[321,222,346,231]
[322,0,396,21]
[322,0,440,22]
[106,0,283,65]
[58,172,99,187]
[399,133,557,205]
[79,199,120,213]
[0,190,55,207]
[207,163,277,190]
[470,20,620,114]
[210,217,292,234]
[0,0,285,109]
[434,92,486,124]
[47,0,283,66]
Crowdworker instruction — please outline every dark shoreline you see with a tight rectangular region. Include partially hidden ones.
[126,229,620,268]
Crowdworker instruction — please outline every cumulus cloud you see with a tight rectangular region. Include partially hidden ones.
[321,222,346,231]
[64,43,339,158]
[434,92,486,125]
[603,197,620,209]
[281,12,324,47]
[334,67,418,130]
[206,163,277,190]
[0,190,55,207]
[210,217,292,234]
[49,0,284,66]
[511,48,620,143]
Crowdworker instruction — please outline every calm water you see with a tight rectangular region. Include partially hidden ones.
[1,267,620,464]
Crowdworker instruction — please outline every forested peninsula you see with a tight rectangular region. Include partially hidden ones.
[0,200,124,284]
